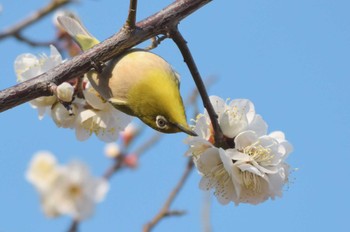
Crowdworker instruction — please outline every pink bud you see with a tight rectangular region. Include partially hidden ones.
[120,124,138,147]
[123,154,138,169]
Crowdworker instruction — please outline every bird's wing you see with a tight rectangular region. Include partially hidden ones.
[57,15,100,51]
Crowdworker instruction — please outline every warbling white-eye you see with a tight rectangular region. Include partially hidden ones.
[58,16,196,136]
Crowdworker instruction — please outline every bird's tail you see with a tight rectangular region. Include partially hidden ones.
[57,15,100,51]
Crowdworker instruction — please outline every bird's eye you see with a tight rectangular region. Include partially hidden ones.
[156,115,168,129]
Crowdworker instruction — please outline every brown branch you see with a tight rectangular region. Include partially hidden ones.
[67,219,79,232]
[143,158,194,232]
[13,33,57,47]
[67,131,162,231]
[186,76,218,117]
[125,0,138,30]
[103,132,162,179]
[0,0,73,40]
[0,0,211,113]
[169,27,225,147]
[103,154,125,180]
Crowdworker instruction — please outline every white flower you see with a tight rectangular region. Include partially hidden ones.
[27,152,109,220]
[75,83,132,142]
[14,45,64,119]
[227,130,293,204]
[194,130,292,205]
[209,96,267,138]
[185,96,267,155]
[41,161,109,220]
[185,96,293,205]
[51,101,79,128]
[26,151,60,193]
[56,82,74,102]
[195,147,238,205]
[185,114,214,156]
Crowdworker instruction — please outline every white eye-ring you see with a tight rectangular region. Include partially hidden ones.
[156,115,168,129]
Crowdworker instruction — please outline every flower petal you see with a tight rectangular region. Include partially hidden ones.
[234,130,258,150]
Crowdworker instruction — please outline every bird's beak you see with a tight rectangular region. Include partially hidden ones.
[175,123,198,136]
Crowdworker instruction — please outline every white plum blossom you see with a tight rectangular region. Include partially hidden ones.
[186,96,293,205]
[209,96,267,138]
[41,162,109,220]
[14,46,133,142]
[75,83,132,142]
[56,82,75,102]
[51,101,80,128]
[26,152,109,220]
[194,147,238,205]
[226,130,293,204]
[185,96,267,155]
[14,45,63,119]
[26,151,60,193]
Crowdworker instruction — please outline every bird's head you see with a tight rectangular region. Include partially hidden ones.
[127,68,197,136]
[140,112,197,136]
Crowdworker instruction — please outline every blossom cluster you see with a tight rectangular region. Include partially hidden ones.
[26,151,109,220]
[185,96,293,205]
[14,45,132,142]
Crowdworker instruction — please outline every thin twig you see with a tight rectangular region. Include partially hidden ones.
[169,27,225,147]
[67,132,162,230]
[0,0,72,40]
[125,0,138,30]
[67,219,79,232]
[13,33,56,47]
[143,158,194,232]
[186,76,218,117]
[103,154,125,180]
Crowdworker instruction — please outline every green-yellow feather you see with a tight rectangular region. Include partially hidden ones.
[75,34,100,51]
[127,68,187,133]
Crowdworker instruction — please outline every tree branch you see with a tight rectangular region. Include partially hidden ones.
[125,0,138,30]
[0,0,72,40]
[169,27,225,146]
[143,158,194,232]
[0,0,211,113]
[13,33,56,47]
[67,219,79,232]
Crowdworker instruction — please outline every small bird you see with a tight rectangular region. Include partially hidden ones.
[57,16,196,136]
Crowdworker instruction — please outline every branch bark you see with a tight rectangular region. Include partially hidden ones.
[0,0,211,113]
[169,27,225,146]
[125,0,138,29]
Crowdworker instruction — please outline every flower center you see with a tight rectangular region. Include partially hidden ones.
[82,117,100,134]
[243,144,272,163]
[68,184,82,199]
[241,170,262,192]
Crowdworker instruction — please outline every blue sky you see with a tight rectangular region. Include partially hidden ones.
[1,0,350,231]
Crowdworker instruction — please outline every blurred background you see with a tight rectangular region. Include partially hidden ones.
[0,0,349,231]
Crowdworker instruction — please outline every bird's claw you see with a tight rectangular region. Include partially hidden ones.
[91,60,106,73]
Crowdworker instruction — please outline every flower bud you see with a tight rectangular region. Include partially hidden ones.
[104,143,121,158]
[123,154,138,169]
[56,82,74,102]
[120,124,138,147]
